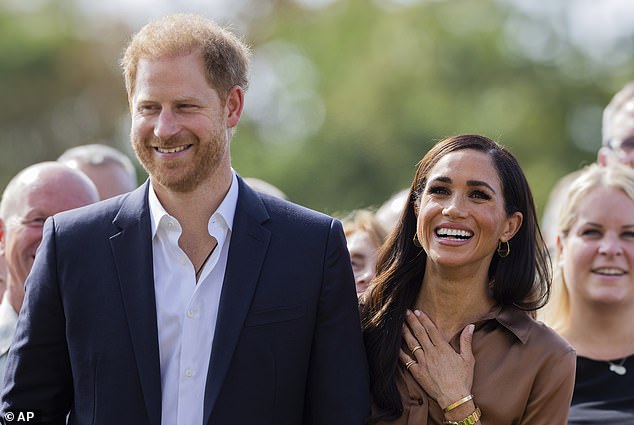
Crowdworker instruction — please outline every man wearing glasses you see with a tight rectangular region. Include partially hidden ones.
[542,81,634,252]
[599,82,634,166]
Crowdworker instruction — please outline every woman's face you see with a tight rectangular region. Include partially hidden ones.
[347,230,380,297]
[558,186,634,306]
[416,149,522,273]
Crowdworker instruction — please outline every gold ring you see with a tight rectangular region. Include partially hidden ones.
[405,359,417,371]
[411,345,422,355]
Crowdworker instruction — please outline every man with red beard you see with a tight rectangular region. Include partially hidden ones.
[0,14,369,425]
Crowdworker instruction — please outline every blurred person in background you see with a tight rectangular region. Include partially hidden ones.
[342,209,388,297]
[0,162,99,385]
[58,143,138,200]
[542,81,634,252]
[541,162,634,425]
[1,14,369,425]
[598,82,634,167]
[376,188,409,233]
[363,134,575,425]
[243,177,287,200]
[0,258,6,302]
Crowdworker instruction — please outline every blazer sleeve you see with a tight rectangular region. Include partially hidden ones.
[1,218,72,425]
[303,219,371,425]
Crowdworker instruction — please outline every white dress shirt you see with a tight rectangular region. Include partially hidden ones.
[149,171,238,425]
[0,292,19,387]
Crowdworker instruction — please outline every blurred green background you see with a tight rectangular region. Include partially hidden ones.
[1,0,632,217]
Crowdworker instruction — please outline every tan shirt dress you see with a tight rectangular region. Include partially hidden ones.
[374,305,576,425]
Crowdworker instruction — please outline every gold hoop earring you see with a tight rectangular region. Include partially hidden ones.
[497,240,510,258]
[413,233,422,248]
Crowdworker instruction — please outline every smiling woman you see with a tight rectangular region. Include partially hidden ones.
[342,209,388,298]
[361,134,575,425]
[542,162,634,425]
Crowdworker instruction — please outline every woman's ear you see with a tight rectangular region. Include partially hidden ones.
[555,234,564,260]
[501,211,523,242]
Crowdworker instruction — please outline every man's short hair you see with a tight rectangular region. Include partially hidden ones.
[120,14,251,102]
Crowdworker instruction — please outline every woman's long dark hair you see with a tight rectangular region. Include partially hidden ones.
[362,134,551,422]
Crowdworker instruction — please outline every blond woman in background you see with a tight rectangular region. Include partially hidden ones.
[543,162,634,424]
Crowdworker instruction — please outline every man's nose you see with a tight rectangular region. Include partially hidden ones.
[154,108,180,140]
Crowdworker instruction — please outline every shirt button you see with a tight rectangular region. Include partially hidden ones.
[185,369,193,377]
[186,310,195,318]
[417,399,424,405]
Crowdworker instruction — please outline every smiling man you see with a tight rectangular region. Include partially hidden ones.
[0,162,99,386]
[0,14,369,425]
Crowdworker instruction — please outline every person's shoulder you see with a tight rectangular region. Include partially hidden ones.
[519,311,575,356]
[499,305,573,355]
[52,188,141,231]
[256,191,334,226]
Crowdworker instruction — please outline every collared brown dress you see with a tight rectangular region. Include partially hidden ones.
[374,305,576,425]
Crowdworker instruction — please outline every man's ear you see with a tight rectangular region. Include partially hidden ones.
[597,146,610,167]
[225,85,244,129]
[0,218,6,256]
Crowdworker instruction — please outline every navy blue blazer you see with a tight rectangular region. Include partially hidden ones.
[1,177,370,425]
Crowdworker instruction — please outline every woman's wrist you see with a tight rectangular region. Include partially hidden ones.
[442,399,477,423]
[443,394,473,412]
[443,406,481,425]
[437,389,473,411]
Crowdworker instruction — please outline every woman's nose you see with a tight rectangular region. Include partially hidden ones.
[442,196,467,218]
[355,268,373,285]
[598,236,623,256]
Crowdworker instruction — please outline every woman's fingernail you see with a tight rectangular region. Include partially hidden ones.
[414,310,421,317]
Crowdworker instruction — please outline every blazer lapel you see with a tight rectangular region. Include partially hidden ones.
[110,182,162,425]
[203,177,271,423]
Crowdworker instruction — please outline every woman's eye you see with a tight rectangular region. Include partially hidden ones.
[622,231,634,239]
[580,229,601,237]
[470,190,491,200]
[428,186,449,196]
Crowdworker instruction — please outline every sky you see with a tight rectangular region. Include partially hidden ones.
[66,0,634,66]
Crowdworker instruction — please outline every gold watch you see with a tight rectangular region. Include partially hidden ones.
[443,407,481,425]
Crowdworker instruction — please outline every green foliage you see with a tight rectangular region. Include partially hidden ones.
[232,0,629,216]
[1,0,632,219]
[0,1,132,187]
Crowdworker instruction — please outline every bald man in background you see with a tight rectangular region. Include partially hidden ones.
[58,144,138,200]
[0,162,99,384]
[541,81,634,251]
